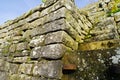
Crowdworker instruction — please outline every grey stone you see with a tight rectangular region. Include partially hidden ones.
[31,18,83,43]
[30,46,41,59]
[29,35,45,47]
[114,12,120,22]
[22,30,32,39]
[9,74,31,80]
[16,42,29,51]
[40,44,72,59]
[45,31,78,50]
[33,60,63,79]
[13,57,31,63]
[9,63,19,74]
[26,11,40,22]
[18,63,33,75]
[13,50,29,57]
[0,60,10,72]
[0,72,8,80]
[9,44,16,52]
[31,18,66,37]
[43,7,66,24]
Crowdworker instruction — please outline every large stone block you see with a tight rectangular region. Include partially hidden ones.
[33,60,62,79]
[30,44,72,59]
[18,63,33,75]
[43,7,66,24]
[26,11,40,22]
[31,18,66,36]
[31,18,83,43]
[40,44,72,59]
[45,31,78,50]
[29,35,45,47]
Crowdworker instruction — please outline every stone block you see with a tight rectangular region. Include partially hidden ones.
[45,31,78,50]
[31,18,66,36]
[22,30,32,39]
[13,57,30,63]
[31,18,83,43]
[43,7,66,24]
[33,60,63,79]
[114,12,120,22]
[16,42,29,51]
[9,63,19,74]
[9,44,16,52]
[26,11,40,22]
[40,44,72,59]
[9,74,31,80]
[30,46,41,59]
[0,72,8,80]
[13,50,29,57]
[0,60,10,71]
[18,63,33,75]
[29,35,45,47]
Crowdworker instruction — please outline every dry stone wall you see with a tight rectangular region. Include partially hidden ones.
[80,0,120,42]
[0,0,120,80]
[0,0,92,80]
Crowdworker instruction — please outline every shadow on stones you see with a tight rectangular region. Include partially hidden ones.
[104,64,120,80]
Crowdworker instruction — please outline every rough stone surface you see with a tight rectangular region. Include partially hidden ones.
[40,44,72,59]
[0,0,120,80]
[33,60,63,79]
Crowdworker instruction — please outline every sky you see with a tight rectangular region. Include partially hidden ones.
[0,0,98,25]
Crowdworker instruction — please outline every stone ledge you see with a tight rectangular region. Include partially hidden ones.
[79,39,120,51]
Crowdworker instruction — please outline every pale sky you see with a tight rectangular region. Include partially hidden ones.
[0,0,98,24]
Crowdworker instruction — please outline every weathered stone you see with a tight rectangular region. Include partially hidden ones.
[9,63,19,74]
[13,57,30,63]
[18,63,33,75]
[33,60,63,79]
[13,50,29,57]
[0,60,10,71]
[22,30,32,39]
[0,72,8,80]
[26,11,40,22]
[114,12,120,22]
[16,42,29,51]
[30,46,41,59]
[79,39,120,51]
[29,35,45,47]
[9,44,16,52]
[45,31,78,50]
[43,7,66,24]
[9,74,31,80]
[40,44,72,59]
[9,74,20,80]
[32,77,59,80]
[66,11,89,35]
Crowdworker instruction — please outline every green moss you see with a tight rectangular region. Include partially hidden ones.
[107,0,120,17]
[2,44,11,55]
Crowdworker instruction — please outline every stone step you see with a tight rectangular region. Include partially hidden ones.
[79,39,120,51]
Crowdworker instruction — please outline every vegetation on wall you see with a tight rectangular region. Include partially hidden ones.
[107,0,120,16]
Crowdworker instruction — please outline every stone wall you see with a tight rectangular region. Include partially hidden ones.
[80,0,120,42]
[0,0,120,80]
